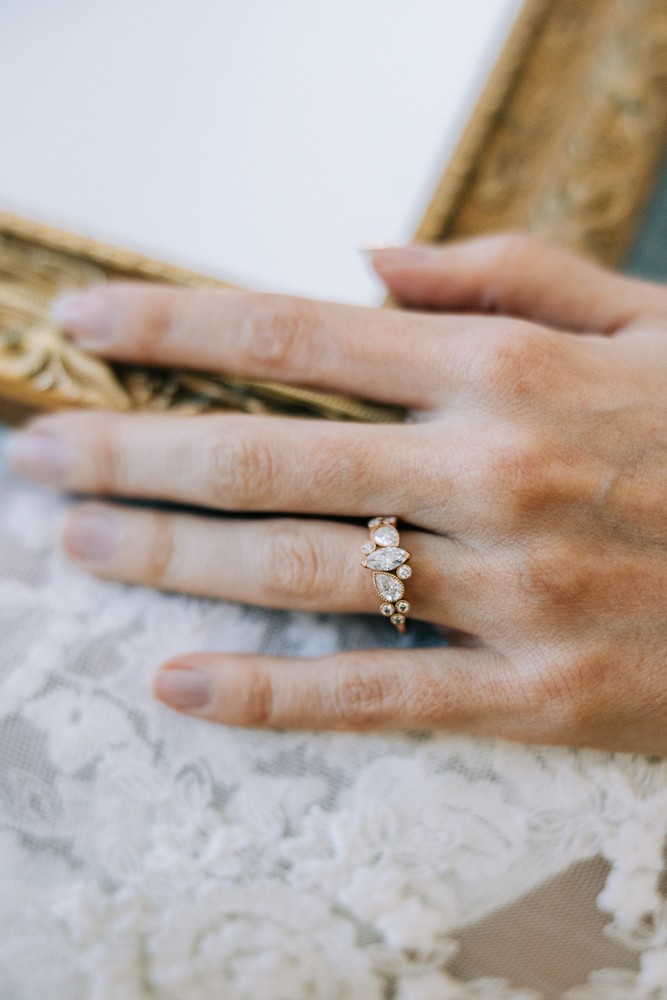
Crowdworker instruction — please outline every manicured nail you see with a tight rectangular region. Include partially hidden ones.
[5,431,71,487]
[362,244,442,269]
[63,508,123,561]
[50,288,116,345]
[154,666,213,712]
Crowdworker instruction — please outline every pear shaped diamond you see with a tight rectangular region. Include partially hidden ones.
[363,547,409,571]
[374,573,404,603]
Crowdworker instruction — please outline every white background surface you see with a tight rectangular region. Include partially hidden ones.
[0,0,522,304]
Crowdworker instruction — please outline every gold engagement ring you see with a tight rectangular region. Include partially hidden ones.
[360,517,412,633]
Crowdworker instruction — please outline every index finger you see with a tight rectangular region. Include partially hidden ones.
[52,283,497,409]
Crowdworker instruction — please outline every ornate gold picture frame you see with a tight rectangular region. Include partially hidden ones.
[2,0,666,427]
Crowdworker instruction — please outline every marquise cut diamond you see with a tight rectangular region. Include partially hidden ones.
[363,547,409,571]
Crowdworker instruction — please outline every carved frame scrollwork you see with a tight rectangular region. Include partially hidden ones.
[2,0,667,425]
[415,0,667,262]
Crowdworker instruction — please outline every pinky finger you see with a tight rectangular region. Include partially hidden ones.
[152,646,526,735]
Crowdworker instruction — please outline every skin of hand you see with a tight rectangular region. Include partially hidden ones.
[6,232,667,754]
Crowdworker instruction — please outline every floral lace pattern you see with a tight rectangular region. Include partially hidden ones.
[0,428,666,999]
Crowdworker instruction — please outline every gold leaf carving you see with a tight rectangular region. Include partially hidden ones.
[0,323,132,408]
[416,0,667,268]
[0,222,401,424]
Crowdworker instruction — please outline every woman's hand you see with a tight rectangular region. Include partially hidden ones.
[8,233,667,754]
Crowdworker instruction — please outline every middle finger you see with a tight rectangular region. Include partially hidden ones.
[55,283,492,409]
[13,410,432,517]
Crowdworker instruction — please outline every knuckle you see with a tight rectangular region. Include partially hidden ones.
[474,327,554,395]
[239,666,276,727]
[204,425,277,508]
[240,293,320,374]
[131,288,194,353]
[515,540,590,615]
[142,513,176,587]
[85,415,126,492]
[523,650,603,736]
[333,668,391,728]
[468,434,549,518]
[259,521,324,605]
[499,440,548,514]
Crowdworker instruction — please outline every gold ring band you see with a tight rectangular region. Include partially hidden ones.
[360,516,412,633]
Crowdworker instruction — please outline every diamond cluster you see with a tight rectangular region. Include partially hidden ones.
[360,516,411,631]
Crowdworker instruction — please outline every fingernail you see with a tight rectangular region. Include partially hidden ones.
[5,431,71,487]
[154,666,213,712]
[63,508,123,562]
[362,244,442,269]
[50,288,116,344]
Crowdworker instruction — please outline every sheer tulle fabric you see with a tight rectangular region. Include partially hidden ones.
[0,426,664,999]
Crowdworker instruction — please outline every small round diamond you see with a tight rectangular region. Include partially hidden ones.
[396,600,410,614]
[368,516,396,528]
[361,540,376,555]
[390,613,406,626]
[380,603,394,616]
[396,565,412,580]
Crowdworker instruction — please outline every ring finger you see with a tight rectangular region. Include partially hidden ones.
[60,503,483,631]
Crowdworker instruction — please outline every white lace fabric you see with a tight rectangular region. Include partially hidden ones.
[0,425,666,999]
